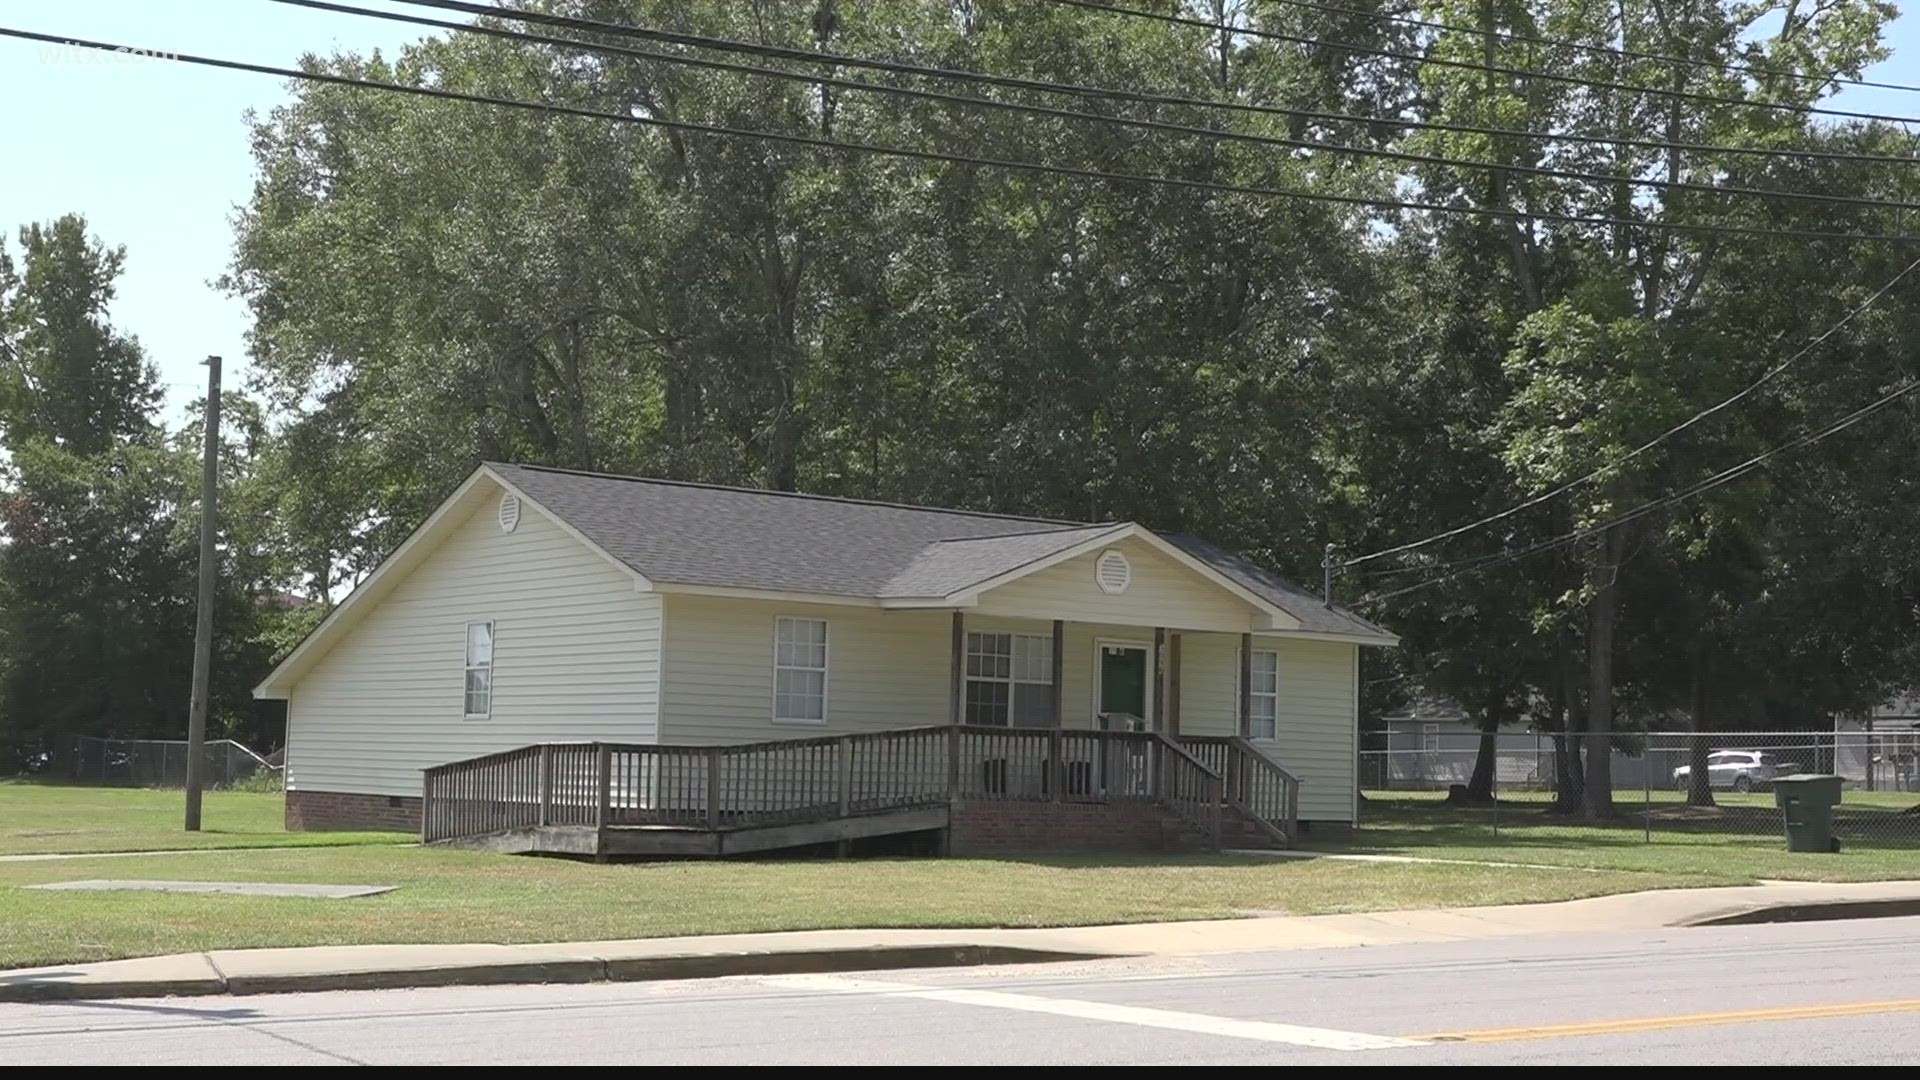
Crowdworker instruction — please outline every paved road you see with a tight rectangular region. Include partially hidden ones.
[5,916,1920,1065]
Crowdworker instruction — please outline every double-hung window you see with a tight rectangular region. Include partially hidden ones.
[1247,648,1278,740]
[464,621,494,718]
[773,617,829,724]
[965,632,1054,727]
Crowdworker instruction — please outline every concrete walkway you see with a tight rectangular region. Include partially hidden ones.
[0,843,412,863]
[5,878,1920,1003]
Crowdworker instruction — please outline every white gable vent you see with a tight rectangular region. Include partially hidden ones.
[498,492,522,533]
[1095,549,1131,594]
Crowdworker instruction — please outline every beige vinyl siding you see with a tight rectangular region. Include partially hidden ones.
[286,493,662,798]
[659,595,953,742]
[655,596,1357,822]
[1177,633,1359,823]
[970,536,1260,633]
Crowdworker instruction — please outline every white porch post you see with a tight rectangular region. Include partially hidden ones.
[1238,631,1253,738]
[949,611,965,725]
[1050,619,1065,727]
[1152,627,1167,733]
[1167,632,1182,737]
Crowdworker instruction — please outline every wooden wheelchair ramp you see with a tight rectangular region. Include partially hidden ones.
[422,726,1296,859]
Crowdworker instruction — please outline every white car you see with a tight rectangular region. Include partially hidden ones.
[1672,750,1793,793]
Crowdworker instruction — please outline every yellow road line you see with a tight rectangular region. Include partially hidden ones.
[1416,999,1920,1044]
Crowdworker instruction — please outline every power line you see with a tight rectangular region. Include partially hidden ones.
[277,0,1920,214]
[1364,377,1920,603]
[1065,0,1920,98]
[380,0,1920,168]
[1342,252,1920,569]
[1046,0,1920,128]
[6,26,1914,245]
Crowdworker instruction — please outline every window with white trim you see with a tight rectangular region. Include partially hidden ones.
[773,617,829,723]
[1247,648,1278,740]
[464,621,494,718]
[965,632,1054,727]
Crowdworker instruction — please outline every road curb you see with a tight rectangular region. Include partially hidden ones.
[0,945,1113,1003]
[1682,897,1920,927]
[0,977,230,1003]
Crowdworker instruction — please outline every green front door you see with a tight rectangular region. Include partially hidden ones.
[1098,645,1148,729]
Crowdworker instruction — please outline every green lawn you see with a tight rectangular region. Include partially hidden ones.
[0,845,1730,970]
[1323,791,1920,882]
[0,781,409,855]
[2,782,1913,971]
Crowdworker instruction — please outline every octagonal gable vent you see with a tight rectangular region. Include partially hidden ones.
[498,492,522,533]
[1095,549,1131,594]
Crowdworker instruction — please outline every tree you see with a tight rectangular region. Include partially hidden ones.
[0,218,281,753]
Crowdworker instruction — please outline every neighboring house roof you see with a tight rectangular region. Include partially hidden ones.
[1381,693,1472,726]
[1872,695,1920,721]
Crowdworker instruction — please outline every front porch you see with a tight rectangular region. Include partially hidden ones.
[421,725,1298,859]
[940,611,1273,741]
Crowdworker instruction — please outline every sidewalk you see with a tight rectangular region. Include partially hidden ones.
[5,879,1919,1002]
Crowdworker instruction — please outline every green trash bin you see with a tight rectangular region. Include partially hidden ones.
[1773,774,1844,853]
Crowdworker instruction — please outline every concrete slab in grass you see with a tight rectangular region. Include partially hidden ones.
[28,880,397,899]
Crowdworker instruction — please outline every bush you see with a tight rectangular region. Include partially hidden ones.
[220,769,285,795]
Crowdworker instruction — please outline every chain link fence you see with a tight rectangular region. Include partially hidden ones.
[1362,729,1920,848]
[4,736,280,788]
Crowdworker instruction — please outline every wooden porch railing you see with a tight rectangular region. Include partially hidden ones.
[422,725,1231,848]
[1176,735,1300,845]
[949,725,1222,845]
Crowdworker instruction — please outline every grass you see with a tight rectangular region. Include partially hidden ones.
[1321,791,1920,882]
[0,846,1729,970]
[0,780,409,855]
[0,782,1912,971]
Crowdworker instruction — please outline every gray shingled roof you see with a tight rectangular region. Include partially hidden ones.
[489,463,1393,640]
[881,524,1126,598]
[1164,534,1396,640]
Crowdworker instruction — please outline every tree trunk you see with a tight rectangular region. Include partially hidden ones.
[1465,694,1512,803]
[1583,526,1624,819]
[1465,723,1500,804]
[1687,647,1716,807]
[1552,647,1582,811]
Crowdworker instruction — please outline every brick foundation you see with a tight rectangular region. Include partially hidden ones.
[286,789,422,833]
[947,799,1217,856]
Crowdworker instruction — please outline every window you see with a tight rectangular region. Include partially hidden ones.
[965,632,1054,726]
[464,621,494,718]
[1422,723,1440,753]
[773,617,829,723]
[1249,649,1279,740]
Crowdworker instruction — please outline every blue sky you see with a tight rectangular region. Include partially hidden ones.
[0,0,427,414]
[0,1,1915,417]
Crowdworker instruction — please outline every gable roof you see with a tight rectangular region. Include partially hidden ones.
[491,464,1392,640]
[880,524,1128,599]
[257,464,1395,696]
[488,463,1085,598]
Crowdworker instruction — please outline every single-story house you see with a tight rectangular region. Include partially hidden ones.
[1835,698,1920,792]
[254,463,1398,855]
[1369,696,1557,790]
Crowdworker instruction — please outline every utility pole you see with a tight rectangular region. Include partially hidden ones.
[1322,543,1337,608]
[184,355,221,831]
